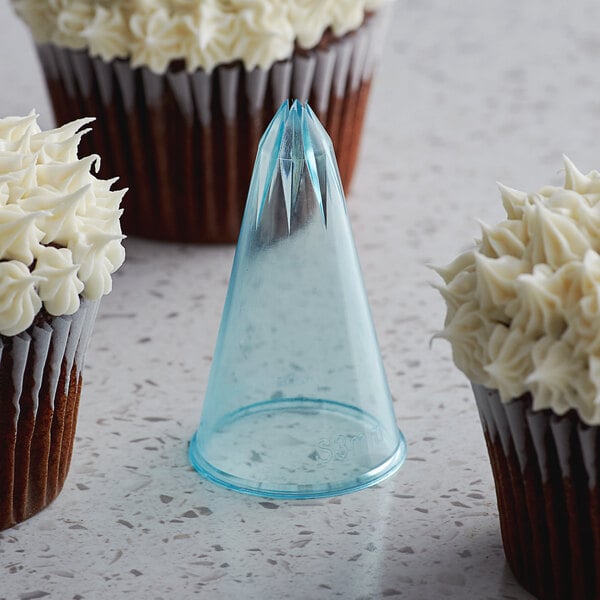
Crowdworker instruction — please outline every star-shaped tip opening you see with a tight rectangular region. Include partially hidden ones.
[251,101,344,235]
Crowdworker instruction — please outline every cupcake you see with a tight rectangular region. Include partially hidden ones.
[0,113,125,530]
[436,157,600,600]
[11,0,393,243]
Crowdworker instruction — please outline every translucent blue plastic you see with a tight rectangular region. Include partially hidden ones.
[189,101,406,498]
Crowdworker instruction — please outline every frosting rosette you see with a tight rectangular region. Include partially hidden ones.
[11,0,392,73]
[437,157,600,424]
[0,113,125,336]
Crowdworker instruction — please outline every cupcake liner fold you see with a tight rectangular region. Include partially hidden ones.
[313,49,337,115]
[0,299,99,531]
[473,384,600,600]
[364,5,392,80]
[36,10,388,243]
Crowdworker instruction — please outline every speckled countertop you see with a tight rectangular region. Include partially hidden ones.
[2,1,599,598]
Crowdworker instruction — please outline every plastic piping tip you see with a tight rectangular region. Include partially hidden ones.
[189,101,406,499]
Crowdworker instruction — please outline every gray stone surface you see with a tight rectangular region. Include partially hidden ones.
[4,0,597,597]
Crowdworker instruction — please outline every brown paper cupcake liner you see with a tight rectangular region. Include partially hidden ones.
[472,384,600,600]
[0,299,100,531]
[35,8,389,243]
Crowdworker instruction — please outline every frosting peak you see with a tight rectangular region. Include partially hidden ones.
[438,157,600,425]
[0,113,125,336]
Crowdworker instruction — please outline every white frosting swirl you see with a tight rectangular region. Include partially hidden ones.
[11,0,391,74]
[0,113,125,336]
[0,261,43,336]
[32,246,84,316]
[437,157,600,425]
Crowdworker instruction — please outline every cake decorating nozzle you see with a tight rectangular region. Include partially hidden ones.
[189,100,406,499]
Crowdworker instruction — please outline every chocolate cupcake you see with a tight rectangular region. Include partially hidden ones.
[436,157,600,599]
[11,0,393,243]
[0,113,125,530]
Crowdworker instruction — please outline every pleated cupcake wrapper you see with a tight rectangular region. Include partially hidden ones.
[0,299,100,531]
[35,7,389,243]
[472,384,600,600]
